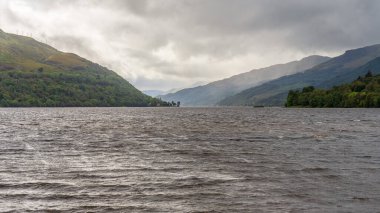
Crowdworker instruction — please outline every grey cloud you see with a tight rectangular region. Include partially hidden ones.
[49,35,100,59]
[1,0,380,90]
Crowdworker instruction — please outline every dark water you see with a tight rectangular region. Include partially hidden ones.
[0,108,379,212]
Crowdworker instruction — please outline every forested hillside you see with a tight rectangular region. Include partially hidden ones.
[285,72,380,108]
[0,29,167,107]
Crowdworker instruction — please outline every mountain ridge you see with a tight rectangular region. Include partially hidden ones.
[159,55,330,106]
[218,44,380,106]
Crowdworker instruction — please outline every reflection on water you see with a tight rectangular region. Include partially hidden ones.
[0,107,379,212]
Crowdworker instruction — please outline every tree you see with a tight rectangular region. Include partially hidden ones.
[286,90,298,106]
[365,70,373,78]
[302,86,315,93]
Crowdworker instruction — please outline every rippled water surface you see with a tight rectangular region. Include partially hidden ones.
[0,107,379,212]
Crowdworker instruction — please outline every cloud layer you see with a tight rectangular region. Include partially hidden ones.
[1,0,380,90]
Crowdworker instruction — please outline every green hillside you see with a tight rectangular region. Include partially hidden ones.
[218,44,380,106]
[0,29,165,107]
[286,72,380,107]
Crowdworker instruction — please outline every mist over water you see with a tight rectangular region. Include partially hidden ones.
[0,107,379,212]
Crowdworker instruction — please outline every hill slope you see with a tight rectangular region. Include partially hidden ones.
[285,72,380,107]
[219,44,380,106]
[0,29,159,107]
[159,55,330,106]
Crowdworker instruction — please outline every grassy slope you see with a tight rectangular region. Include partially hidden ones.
[0,29,159,107]
[218,44,380,106]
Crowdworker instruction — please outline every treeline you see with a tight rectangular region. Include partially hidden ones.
[285,71,380,108]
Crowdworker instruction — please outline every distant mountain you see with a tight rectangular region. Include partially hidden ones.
[143,90,167,97]
[219,44,380,106]
[159,55,330,106]
[0,29,163,107]
[144,81,208,97]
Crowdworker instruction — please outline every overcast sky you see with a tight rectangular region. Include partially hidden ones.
[1,0,380,90]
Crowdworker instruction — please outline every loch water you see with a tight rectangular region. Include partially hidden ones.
[0,107,379,212]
